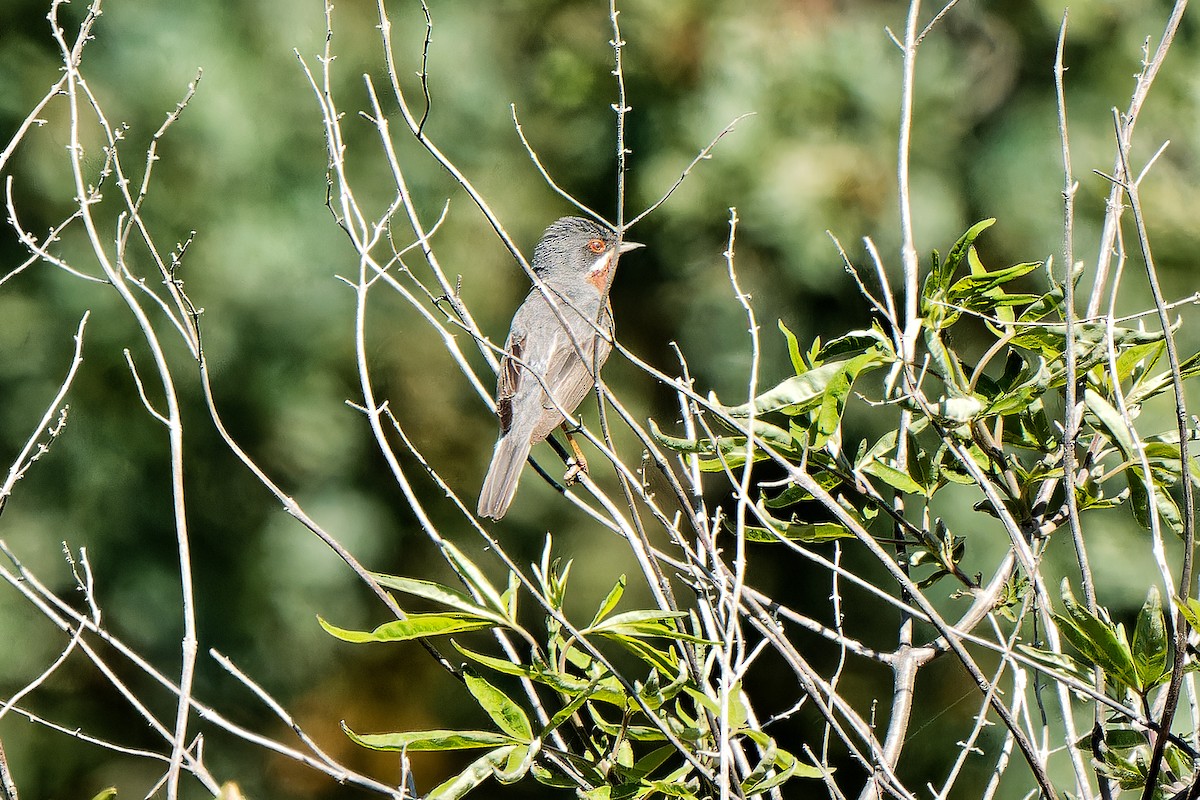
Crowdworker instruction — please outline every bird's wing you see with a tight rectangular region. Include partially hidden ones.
[496,328,525,436]
[537,303,613,419]
[502,294,613,442]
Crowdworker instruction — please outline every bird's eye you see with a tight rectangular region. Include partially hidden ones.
[586,238,606,254]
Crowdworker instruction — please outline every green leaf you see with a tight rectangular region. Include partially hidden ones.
[542,678,598,737]
[531,759,596,789]
[946,219,996,273]
[318,613,496,643]
[778,319,808,375]
[428,746,517,800]
[924,219,995,299]
[763,468,842,506]
[1017,644,1093,685]
[684,683,748,730]
[1177,596,1200,633]
[743,729,826,782]
[1114,340,1165,387]
[648,420,784,470]
[1126,350,1200,407]
[628,745,678,780]
[343,723,515,751]
[858,459,924,496]
[1017,286,1064,322]
[920,219,996,327]
[643,779,699,797]
[370,573,507,624]
[587,704,670,742]
[610,635,683,678]
[589,610,714,644]
[1082,390,1187,535]
[590,575,626,627]
[1055,580,1139,691]
[815,324,894,362]
[924,329,973,398]
[1083,388,1137,457]
[494,744,534,784]
[812,349,889,447]
[722,347,890,419]
[439,540,508,617]
[1014,323,1166,383]
[946,259,1041,299]
[981,355,1050,418]
[744,506,854,543]
[501,571,519,622]
[1131,585,1169,690]
[1126,464,1184,536]
[452,642,629,706]
[464,670,533,741]
[89,791,118,800]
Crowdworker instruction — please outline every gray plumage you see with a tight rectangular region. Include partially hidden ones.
[477,217,642,520]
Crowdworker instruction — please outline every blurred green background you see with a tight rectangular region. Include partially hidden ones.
[1,0,1199,796]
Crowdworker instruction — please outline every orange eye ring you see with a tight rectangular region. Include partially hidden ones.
[586,238,606,254]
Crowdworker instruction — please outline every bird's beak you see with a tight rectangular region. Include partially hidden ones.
[618,240,645,254]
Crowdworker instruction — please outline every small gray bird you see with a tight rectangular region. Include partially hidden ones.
[477,216,643,520]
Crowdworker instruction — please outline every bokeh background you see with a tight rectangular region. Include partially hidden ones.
[1,0,1199,796]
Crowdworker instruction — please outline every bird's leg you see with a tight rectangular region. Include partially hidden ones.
[561,424,588,485]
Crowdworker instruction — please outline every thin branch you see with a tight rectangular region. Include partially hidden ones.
[511,104,605,224]
[0,313,89,509]
[1087,0,1188,318]
[1110,105,1198,800]
[628,114,755,227]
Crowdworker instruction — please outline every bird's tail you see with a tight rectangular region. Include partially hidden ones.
[477,432,533,520]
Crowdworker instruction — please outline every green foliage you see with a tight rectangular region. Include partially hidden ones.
[322,540,823,799]
[1036,581,1193,795]
[653,221,1200,587]
[1040,581,1170,696]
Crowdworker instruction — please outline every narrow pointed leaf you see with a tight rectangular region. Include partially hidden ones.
[370,573,506,623]
[1131,585,1168,690]
[319,613,495,643]
[858,459,924,495]
[342,723,514,751]
[590,574,627,627]
[427,746,516,800]
[440,540,508,616]
[778,319,808,375]
[464,670,533,741]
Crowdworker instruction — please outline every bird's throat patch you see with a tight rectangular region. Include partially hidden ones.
[586,251,614,290]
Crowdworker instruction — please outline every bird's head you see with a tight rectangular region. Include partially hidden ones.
[531,216,643,291]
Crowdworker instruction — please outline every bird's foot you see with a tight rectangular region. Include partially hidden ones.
[563,455,589,485]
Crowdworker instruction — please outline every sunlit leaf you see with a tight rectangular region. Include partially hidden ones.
[722,346,890,419]
[778,319,808,376]
[590,574,626,627]
[1017,644,1093,685]
[1126,350,1200,407]
[1131,586,1168,690]
[858,459,924,495]
[813,349,888,447]
[318,613,496,643]
[343,723,514,751]
[1055,580,1139,691]
[1177,596,1200,633]
[464,670,533,741]
[427,746,517,800]
[370,573,506,624]
[452,643,629,707]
